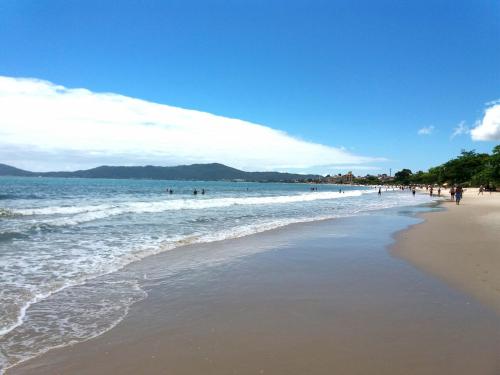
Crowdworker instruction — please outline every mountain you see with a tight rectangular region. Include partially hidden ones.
[0,163,321,182]
[0,163,34,177]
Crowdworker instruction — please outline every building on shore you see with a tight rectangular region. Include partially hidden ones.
[323,171,354,184]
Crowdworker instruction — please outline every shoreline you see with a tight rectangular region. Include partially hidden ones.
[8,201,500,375]
[391,188,500,315]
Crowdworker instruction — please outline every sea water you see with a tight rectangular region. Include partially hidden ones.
[0,177,433,371]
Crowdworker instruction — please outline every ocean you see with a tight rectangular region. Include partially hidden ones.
[0,177,434,371]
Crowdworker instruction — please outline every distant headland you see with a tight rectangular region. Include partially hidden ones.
[0,162,322,183]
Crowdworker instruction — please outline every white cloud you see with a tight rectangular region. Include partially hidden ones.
[451,121,469,139]
[417,126,434,135]
[470,101,500,141]
[0,76,381,172]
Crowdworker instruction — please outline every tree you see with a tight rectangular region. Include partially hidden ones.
[441,150,489,185]
[472,145,500,188]
[394,169,412,185]
[491,145,500,185]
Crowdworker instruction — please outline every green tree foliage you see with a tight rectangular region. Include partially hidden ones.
[411,170,426,184]
[490,145,500,182]
[394,146,499,188]
[360,175,380,185]
[394,169,412,185]
[440,150,489,184]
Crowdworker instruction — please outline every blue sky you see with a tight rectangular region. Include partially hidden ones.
[0,0,499,174]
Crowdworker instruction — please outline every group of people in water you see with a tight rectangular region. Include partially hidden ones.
[165,188,206,195]
[310,186,348,194]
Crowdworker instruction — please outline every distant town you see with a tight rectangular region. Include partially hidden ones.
[294,171,392,185]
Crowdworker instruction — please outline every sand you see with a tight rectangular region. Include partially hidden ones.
[392,189,500,315]
[9,206,500,375]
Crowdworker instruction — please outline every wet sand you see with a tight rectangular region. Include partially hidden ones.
[393,189,500,315]
[10,206,500,374]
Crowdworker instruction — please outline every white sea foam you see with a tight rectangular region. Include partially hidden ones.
[12,190,369,227]
[13,190,366,216]
[13,205,112,216]
[0,190,426,340]
[0,183,434,372]
[0,279,147,374]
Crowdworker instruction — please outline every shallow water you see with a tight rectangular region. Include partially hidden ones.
[0,177,433,371]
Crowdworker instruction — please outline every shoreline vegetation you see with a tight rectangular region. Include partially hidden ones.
[388,146,500,189]
[328,146,499,189]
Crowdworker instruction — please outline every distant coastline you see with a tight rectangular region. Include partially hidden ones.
[2,146,498,187]
[0,163,322,183]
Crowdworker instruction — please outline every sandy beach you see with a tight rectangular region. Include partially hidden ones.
[9,200,500,375]
[393,189,500,315]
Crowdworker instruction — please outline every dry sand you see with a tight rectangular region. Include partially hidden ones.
[393,189,500,314]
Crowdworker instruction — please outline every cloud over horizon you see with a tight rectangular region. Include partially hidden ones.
[470,101,500,141]
[0,76,381,173]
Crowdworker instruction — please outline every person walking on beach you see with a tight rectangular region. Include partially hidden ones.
[450,186,455,201]
[438,187,441,197]
[455,186,463,205]
[478,185,484,195]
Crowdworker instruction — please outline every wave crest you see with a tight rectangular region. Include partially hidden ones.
[11,190,367,226]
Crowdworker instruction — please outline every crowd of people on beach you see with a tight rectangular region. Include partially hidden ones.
[398,184,470,205]
[386,184,471,205]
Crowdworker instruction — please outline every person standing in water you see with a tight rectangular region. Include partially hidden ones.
[412,187,416,196]
[378,187,381,196]
[438,187,441,197]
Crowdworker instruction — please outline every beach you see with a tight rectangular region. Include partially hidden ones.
[8,191,500,375]
[393,188,500,315]
[2,1,499,373]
